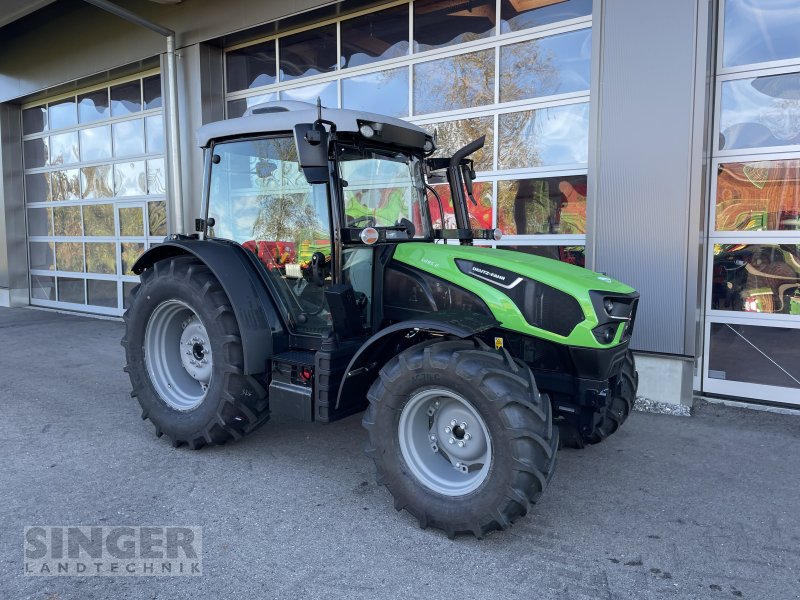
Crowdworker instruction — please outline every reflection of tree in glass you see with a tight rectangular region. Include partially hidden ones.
[250,138,322,243]
[82,165,113,199]
[424,117,495,171]
[54,205,82,236]
[120,207,144,237]
[86,243,116,274]
[501,38,558,102]
[56,242,84,272]
[83,204,114,236]
[121,242,145,274]
[51,170,81,201]
[148,201,167,237]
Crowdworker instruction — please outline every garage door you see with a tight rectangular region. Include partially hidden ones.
[22,70,168,316]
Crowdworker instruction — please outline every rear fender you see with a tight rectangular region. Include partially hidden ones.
[335,311,498,409]
[132,239,283,375]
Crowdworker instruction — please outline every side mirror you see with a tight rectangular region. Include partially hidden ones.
[294,123,329,184]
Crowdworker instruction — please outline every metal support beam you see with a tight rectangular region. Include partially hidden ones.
[82,0,185,234]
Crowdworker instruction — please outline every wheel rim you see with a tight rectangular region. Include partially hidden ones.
[398,388,492,496]
[144,300,212,411]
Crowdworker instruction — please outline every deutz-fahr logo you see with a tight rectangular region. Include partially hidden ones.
[471,266,506,282]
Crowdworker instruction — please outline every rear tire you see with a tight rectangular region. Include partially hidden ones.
[363,340,558,538]
[122,256,270,449]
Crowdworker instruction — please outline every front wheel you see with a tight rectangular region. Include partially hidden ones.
[122,256,270,449]
[363,340,558,538]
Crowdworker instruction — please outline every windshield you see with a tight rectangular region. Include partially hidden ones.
[336,144,432,240]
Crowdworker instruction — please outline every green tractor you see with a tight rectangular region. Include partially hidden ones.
[122,101,639,537]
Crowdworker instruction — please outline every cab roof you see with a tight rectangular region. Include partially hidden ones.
[196,101,431,148]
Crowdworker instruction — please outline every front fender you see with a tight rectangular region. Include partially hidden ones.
[132,239,284,375]
[335,310,498,409]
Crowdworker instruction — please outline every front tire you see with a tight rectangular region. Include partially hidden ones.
[122,256,270,449]
[363,340,558,538]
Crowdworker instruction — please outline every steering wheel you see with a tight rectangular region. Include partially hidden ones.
[348,215,376,228]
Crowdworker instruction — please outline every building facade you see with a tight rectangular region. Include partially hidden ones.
[1,0,798,407]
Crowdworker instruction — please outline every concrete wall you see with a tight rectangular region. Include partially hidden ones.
[587,0,713,360]
[0,0,332,103]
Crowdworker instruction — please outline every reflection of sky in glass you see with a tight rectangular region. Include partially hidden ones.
[48,99,77,131]
[499,103,589,169]
[146,116,164,154]
[80,125,111,162]
[50,132,79,165]
[280,83,337,108]
[500,29,591,102]
[723,0,800,68]
[720,73,800,151]
[114,161,147,197]
[342,68,409,117]
[113,120,145,157]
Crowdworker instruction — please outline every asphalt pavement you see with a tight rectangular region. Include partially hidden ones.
[1,306,799,600]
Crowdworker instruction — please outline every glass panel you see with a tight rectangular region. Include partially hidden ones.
[414,0,495,52]
[500,29,591,102]
[79,125,112,162]
[85,242,116,274]
[723,0,800,68]
[711,243,800,315]
[500,0,592,33]
[48,97,77,130]
[280,82,337,107]
[342,247,374,327]
[27,208,53,236]
[114,161,147,197]
[25,173,50,203]
[123,281,138,309]
[57,277,85,304]
[147,158,166,195]
[342,68,409,117]
[708,322,800,388]
[22,106,47,134]
[341,4,409,68]
[121,242,145,274]
[81,165,113,199]
[719,73,800,151]
[426,180,493,230]
[51,169,81,201]
[148,201,167,237]
[279,24,337,82]
[119,206,144,236]
[423,116,495,171]
[24,138,49,169]
[414,49,494,115]
[207,136,333,334]
[501,244,586,267]
[497,174,587,235]
[53,205,82,236]
[78,89,110,123]
[87,279,117,308]
[143,75,162,110]
[31,275,56,301]
[338,144,431,237]
[498,103,589,169]
[82,204,115,236]
[56,242,84,272]
[145,115,164,154]
[226,40,277,92]
[716,159,800,231]
[113,119,145,157]
[111,81,142,117]
[227,99,247,118]
[29,242,55,271]
[49,131,79,165]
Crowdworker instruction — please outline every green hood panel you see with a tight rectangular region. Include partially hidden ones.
[392,243,636,348]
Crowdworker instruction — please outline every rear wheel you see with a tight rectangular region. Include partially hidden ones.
[363,340,558,538]
[122,256,270,449]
